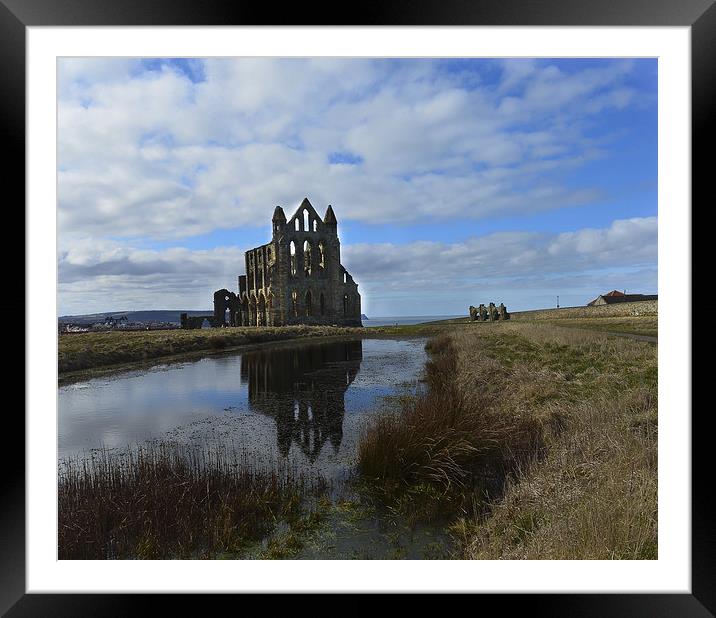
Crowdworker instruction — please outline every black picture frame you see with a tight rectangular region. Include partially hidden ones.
[6,0,706,613]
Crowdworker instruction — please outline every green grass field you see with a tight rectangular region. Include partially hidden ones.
[358,323,657,559]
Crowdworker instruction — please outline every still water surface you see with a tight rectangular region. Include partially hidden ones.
[58,337,457,558]
[59,338,427,479]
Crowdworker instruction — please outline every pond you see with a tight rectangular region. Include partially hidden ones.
[58,338,427,480]
[58,337,459,558]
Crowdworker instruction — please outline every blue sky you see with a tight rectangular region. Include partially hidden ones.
[57,57,657,316]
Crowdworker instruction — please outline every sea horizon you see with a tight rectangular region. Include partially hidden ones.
[362,315,462,327]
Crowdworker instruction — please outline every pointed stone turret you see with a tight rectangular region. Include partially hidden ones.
[272,205,286,236]
[272,205,286,222]
[323,205,337,226]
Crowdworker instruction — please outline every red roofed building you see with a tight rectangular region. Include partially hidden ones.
[587,290,657,306]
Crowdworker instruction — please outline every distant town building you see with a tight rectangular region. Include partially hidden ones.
[587,290,658,306]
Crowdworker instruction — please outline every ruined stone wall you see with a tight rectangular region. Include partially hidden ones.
[244,241,279,326]
[510,300,658,321]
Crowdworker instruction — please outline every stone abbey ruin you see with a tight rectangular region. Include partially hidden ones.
[469,302,510,322]
[182,198,361,329]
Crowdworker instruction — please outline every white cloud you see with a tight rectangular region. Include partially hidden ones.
[58,217,657,315]
[344,217,656,288]
[57,58,657,315]
[547,216,657,261]
[57,58,647,243]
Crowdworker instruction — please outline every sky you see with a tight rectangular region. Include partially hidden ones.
[57,57,657,317]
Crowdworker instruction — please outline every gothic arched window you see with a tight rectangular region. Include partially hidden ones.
[289,241,297,276]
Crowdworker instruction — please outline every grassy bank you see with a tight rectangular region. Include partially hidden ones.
[510,301,658,338]
[430,301,658,339]
[534,315,658,338]
[357,323,657,559]
[58,323,455,376]
[58,326,363,374]
[58,443,325,559]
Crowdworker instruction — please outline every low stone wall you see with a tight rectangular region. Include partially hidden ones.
[511,300,658,321]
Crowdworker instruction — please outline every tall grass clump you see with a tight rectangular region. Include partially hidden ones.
[357,333,544,508]
[459,387,657,559]
[58,442,325,559]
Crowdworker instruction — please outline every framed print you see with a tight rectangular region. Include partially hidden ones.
[7,0,708,612]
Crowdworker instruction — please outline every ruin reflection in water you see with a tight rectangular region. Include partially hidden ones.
[59,338,426,468]
[240,340,362,461]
